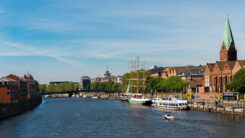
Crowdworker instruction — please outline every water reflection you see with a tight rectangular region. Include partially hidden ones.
[0,98,244,138]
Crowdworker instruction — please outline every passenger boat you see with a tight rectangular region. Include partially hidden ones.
[152,96,189,110]
[128,93,152,106]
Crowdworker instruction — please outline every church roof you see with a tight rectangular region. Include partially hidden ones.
[223,16,234,50]
[216,61,226,70]
[207,63,215,72]
[226,61,236,69]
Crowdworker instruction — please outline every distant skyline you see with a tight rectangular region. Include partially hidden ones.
[1,0,245,83]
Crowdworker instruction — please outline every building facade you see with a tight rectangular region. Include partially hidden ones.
[91,70,122,84]
[0,74,39,103]
[0,77,18,103]
[79,76,91,89]
[202,17,245,95]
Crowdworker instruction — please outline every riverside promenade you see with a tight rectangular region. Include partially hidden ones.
[189,99,245,115]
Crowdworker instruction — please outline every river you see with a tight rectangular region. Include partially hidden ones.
[0,98,244,138]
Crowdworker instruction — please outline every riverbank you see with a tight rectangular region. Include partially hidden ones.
[0,96,42,120]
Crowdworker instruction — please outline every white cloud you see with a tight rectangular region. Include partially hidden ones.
[0,39,84,67]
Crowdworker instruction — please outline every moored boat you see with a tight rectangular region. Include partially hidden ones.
[152,96,189,110]
[128,94,152,106]
[119,81,131,102]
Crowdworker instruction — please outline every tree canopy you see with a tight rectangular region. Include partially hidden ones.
[227,68,245,92]
[89,80,121,91]
[38,82,80,92]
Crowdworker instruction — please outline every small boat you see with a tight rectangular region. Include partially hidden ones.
[152,96,189,110]
[82,94,88,98]
[163,114,174,120]
[92,95,99,99]
[119,81,131,102]
[119,94,129,101]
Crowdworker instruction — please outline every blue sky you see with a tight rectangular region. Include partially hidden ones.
[0,0,245,83]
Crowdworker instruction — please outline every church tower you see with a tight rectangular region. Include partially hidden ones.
[220,16,237,61]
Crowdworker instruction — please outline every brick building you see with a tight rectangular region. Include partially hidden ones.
[148,66,165,77]
[148,65,204,93]
[23,74,39,99]
[0,77,18,103]
[200,17,245,98]
[91,70,122,84]
[0,74,39,103]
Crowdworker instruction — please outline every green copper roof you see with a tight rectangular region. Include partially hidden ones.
[223,16,234,49]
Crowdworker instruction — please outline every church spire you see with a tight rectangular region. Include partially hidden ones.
[223,16,234,50]
[220,16,237,61]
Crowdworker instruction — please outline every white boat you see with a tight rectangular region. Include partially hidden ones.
[163,114,174,120]
[128,94,152,106]
[92,96,99,99]
[152,96,189,110]
[82,94,88,98]
[120,81,131,102]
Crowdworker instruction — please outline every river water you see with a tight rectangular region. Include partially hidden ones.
[0,98,244,138]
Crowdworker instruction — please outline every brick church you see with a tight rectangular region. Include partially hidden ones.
[202,17,245,95]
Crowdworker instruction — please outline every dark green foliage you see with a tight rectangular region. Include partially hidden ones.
[147,77,164,91]
[146,76,188,92]
[89,81,121,91]
[227,68,245,92]
[121,70,188,93]
[164,76,189,92]
[38,82,80,92]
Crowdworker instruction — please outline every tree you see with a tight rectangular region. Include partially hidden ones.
[147,77,164,91]
[39,84,47,92]
[105,80,114,90]
[112,82,121,91]
[227,68,245,92]
[164,76,188,92]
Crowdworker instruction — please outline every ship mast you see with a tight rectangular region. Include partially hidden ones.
[128,56,146,93]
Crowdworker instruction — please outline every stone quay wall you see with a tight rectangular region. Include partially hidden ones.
[0,96,42,120]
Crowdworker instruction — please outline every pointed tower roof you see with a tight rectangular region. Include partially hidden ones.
[223,16,234,49]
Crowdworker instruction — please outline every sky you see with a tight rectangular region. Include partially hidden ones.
[0,0,245,83]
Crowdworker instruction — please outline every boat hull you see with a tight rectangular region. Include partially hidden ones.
[119,96,128,102]
[152,105,190,110]
[128,98,152,106]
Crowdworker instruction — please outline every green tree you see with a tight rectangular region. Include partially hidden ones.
[112,82,121,91]
[227,68,245,92]
[164,76,188,92]
[39,84,47,92]
[147,77,164,91]
[47,84,56,92]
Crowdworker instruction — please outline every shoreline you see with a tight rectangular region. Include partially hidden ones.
[0,96,42,120]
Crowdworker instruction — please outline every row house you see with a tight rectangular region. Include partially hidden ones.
[0,74,38,103]
[148,65,205,93]
[0,77,18,103]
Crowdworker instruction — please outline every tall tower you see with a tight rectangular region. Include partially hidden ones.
[220,16,237,61]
